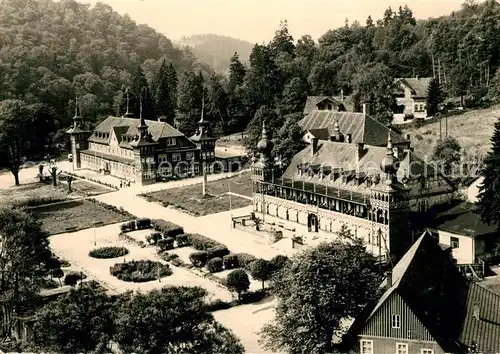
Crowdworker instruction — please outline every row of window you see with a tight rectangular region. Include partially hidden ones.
[360,340,434,354]
[414,103,427,112]
[158,152,195,163]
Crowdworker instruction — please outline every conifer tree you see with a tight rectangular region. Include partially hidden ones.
[426,77,444,117]
[477,119,500,228]
[130,67,154,119]
[154,59,175,123]
[176,71,203,136]
[166,62,178,113]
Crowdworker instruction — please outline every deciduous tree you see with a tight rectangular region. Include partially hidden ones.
[0,99,35,185]
[273,113,306,167]
[33,281,114,353]
[260,237,383,353]
[226,269,250,300]
[431,136,462,177]
[249,259,273,290]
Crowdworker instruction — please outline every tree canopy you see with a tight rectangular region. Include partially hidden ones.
[260,235,383,353]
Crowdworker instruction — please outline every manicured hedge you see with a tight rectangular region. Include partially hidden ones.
[223,254,239,270]
[235,253,257,271]
[189,251,208,267]
[157,237,175,251]
[188,233,226,251]
[151,219,184,237]
[206,257,223,273]
[207,245,230,259]
[175,234,189,247]
[110,260,172,282]
[89,246,129,259]
[13,196,68,209]
[146,232,162,245]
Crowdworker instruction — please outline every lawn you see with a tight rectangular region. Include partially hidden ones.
[30,199,133,235]
[401,104,500,159]
[142,171,253,216]
[0,182,76,205]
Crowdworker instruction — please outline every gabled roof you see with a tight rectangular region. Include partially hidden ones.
[350,232,500,353]
[299,111,410,147]
[303,95,354,115]
[281,141,455,195]
[429,201,497,238]
[91,116,185,143]
[395,77,432,98]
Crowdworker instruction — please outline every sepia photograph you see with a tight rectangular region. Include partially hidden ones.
[0,0,500,352]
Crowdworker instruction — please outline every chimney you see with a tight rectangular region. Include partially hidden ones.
[346,133,352,143]
[340,88,344,101]
[356,142,364,161]
[363,103,371,116]
[311,137,318,156]
[405,134,410,141]
[416,75,419,80]
[394,147,399,159]
[385,271,392,288]
[473,303,480,320]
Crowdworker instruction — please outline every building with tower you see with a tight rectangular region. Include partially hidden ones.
[67,94,216,185]
[251,110,456,261]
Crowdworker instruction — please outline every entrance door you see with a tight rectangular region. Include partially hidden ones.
[308,214,319,232]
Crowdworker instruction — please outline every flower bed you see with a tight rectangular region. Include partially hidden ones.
[89,246,129,259]
[110,260,173,283]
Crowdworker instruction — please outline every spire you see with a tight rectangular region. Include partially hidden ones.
[380,128,399,184]
[257,121,273,159]
[387,129,393,151]
[332,119,344,142]
[138,90,148,138]
[199,90,207,125]
[72,95,82,128]
[122,88,133,118]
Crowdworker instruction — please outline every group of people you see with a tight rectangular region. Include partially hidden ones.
[119,180,131,188]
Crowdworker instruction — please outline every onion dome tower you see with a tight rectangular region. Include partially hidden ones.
[369,130,411,263]
[251,122,274,182]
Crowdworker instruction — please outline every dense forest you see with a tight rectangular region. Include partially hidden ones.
[2,0,500,165]
[177,34,253,74]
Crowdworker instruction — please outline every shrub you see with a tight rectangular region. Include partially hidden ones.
[235,253,257,271]
[58,258,71,268]
[188,233,226,251]
[226,269,250,300]
[151,219,184,237]
[223,254,239,270]
[136,218,152,229]
[206,299,232,312]
[207,245,230,259]
[146,232,162,245]
[157,237,175,251]
[64,271,86,286]
[206,257,224,273]
[240,289,268,304]
[13,196,67,208]
[270,255,291,273]
[120,221,136,232]
[189,251,209,267]
[175,233,189,247]
[110,260,172,282]
[250,259,274,290]
[89,246,129,259]
[171,258,186,267]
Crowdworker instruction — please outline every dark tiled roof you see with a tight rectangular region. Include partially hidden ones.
[395,77,432,98]
[282,141,449,194]
[298,111,409,146]
[351,232,500,353]
[91,116,184,143]
[303,95,355,115]
[430,201,497,237]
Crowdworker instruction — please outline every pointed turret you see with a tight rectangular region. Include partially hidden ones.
[137,96,148,138]
[190,92,216,144]
[73,96,82,126]
[130,92,156,148]
[332,120,344,142]
[380,130,399,186]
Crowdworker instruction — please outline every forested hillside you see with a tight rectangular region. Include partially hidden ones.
[0,0,196,129]
[177,34,253,73]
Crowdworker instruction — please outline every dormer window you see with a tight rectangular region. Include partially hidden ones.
[167,138,176,146]
[327,104,332,110]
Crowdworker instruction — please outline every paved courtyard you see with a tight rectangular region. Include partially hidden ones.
[49,223,233,301]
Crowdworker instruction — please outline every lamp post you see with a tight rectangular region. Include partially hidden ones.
[93,218,96,246]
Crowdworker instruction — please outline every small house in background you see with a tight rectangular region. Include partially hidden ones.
[214,146,247,173]
[427,200,500,265]
[345,231,500,354]
[303,92,354,116]
[393,77,432,124]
